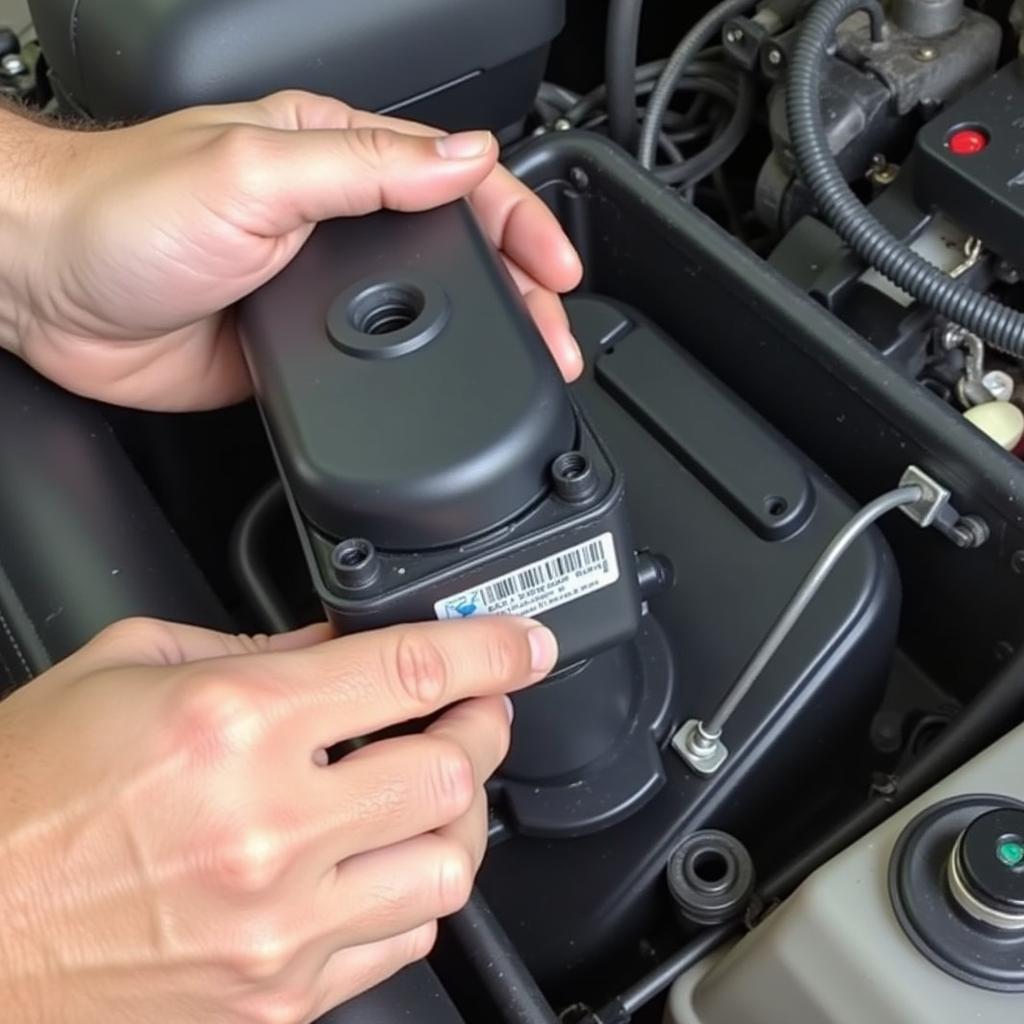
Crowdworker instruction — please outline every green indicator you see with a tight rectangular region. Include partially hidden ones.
[997,841,1024,868]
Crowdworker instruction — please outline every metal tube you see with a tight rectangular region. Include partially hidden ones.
[703,485,922,737]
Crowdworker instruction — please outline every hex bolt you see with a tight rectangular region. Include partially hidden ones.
[766,46,783,65]
[725,26,744,44]
[915,46,938,61]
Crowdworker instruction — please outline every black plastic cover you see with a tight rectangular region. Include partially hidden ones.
[238,201,576,552]
[915,61,1024,271]
[27,0,564,130]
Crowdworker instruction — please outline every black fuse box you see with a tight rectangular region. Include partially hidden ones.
[915,61,1024,271]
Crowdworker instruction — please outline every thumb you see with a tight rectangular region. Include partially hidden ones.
[230,126,498,234]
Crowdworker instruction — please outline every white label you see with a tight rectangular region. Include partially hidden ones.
[434,533,620,621]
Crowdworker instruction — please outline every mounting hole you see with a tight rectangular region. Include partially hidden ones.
[692,850,730,886]
[349,283,425,336]
[331,537,380,591]
[335,538,372,569]
[765,496,789,518]
[551,451,599,504]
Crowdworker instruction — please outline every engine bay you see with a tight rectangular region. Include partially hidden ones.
[5,1,1024,1021]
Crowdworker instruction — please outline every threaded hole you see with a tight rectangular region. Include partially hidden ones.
[350,284,425,336]
[692,850,729,885]
[554,452,590,482]
[336,540,372,569]
[765,496,788,518]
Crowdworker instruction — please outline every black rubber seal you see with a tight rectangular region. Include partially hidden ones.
[889,793,1024,992]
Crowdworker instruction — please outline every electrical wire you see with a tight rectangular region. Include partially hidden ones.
[638,0,758,170]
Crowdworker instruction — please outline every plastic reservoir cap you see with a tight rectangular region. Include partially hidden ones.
[964,401,1024,451]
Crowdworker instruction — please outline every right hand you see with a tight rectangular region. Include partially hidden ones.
[0,614,557,1024]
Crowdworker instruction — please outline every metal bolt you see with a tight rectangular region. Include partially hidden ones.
[1012,550,1024,575]
[672,719,729,776]
[766,47,783,66]
[569,167,590,192]
[725,27,744,44]
[983,370,1016,403]
[553,117,572,132]
[915,46,938,62]
[950,515,989,550]
[1,53,27,77]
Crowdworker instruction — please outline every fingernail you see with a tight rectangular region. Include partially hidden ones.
[503,696,516,724]
[527,625,558,674]
[436,131,493,160]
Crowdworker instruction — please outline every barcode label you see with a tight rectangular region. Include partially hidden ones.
[434,533,619,621]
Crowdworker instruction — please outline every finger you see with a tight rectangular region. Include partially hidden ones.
[309,922,438,1021]
[309,696,511,866]
[78,617,334,670]
[220,124,499,234]
[503,259,583,382]
[320,831,475,951]
[245,617,557,746]
[249,93,583,294]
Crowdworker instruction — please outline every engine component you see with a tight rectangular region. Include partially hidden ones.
[757,0,1000,232]
[666,722,1024,1022]
[239,200,678,840]
[675,466,984,778]
[477,294,900,999]
[915,61,1024,279]
[786,0,1024,357]
[25,0,564,131]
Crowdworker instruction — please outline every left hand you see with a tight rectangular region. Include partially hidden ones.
[6,91,583,411]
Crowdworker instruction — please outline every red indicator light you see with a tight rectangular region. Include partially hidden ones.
[947,128,988,156]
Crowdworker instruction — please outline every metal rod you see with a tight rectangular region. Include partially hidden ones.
[702,485,922,738]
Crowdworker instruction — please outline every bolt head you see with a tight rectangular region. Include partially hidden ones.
[1,53,27,77]
[553,117,572,132]
[725,27,744,44]
[915,46,937,61]
[982,370,1016,403]
[767,47,783,65]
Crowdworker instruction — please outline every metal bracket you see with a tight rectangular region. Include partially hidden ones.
[899,466,989,548]
[672,719,729,777]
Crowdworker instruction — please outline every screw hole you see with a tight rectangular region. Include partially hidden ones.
[349,283,425,336]
[765,496,788,518]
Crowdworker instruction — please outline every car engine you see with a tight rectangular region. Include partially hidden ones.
[4,1,1024,1021]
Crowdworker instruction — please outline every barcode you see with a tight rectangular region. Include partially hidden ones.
[480,540,608,604]
[434,533,620,622]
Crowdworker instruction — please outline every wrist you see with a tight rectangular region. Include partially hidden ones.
[0,106,67,357]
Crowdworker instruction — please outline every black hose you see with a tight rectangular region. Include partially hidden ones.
[230,480,296,635]
[606,0,645,150]
[786,0,1024,357]
[447,889,560,1024]
[638,0,757,169]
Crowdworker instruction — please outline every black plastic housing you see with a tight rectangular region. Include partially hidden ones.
[26,0,564,131]
[238,201,641,670]
[915,62,1024,271]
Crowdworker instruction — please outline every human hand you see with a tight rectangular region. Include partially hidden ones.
[0,614,557,1023]
[3,92,583,410]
